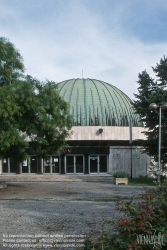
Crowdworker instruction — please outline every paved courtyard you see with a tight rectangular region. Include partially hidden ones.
[0,175,150,249]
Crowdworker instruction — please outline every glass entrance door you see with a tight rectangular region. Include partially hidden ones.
[43,156,51,173]
[99,155,107,172]
[52,156,59,173]
[30,156,38,173]
[43,156,60,173]
[66,156,74,173]
[89,155,99,173]
[76,156,83,173]
[66,155,84,174]
[2,158,9,173]
[22,159,29,173]
[89,155,108,173]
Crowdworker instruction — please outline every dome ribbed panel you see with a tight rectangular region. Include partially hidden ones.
[57,78,142,127]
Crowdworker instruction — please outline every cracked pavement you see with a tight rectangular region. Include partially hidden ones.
[0,176,149,249]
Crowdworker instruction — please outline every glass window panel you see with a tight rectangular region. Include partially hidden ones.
[76,156,83,173]
[90,156,98,173]
[2,159,8,173]
[52,156,59,173]
[30,156,38,173]
[100,155,107,172]
[22,158,29,173]
[10,159,17,173]
[66,156,74,173]
[43,156,50,173]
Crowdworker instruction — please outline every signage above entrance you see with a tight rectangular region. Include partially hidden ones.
[61,147,109,155]
[90,155,98,160]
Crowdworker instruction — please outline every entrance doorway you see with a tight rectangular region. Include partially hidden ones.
[2,158,17,174]
[22,156,38,173]
[30,156,38,173]
[22,159,29,173]
[43,156,60,173]
[65,155,84,174]
[2,158,10,173]
[89,155,98,173]
[89,155,108,173]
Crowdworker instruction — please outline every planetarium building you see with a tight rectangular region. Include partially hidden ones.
[0,79,150,177]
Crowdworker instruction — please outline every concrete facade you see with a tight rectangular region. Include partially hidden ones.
[0,127,150,177]
[0,147,151,178]
[69,126,147,141]
[109,146,150,178]
[0,78,151,177]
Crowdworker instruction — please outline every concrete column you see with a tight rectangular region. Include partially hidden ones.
[0,159,2,174]
[28,160,30,174]
[19,163,22,174]
[50,156,52,174]
[41,158,43,174]
[8,158,10,173]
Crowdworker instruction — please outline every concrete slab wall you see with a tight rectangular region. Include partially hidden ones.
[68,126,148,141]
[109,146,150,178]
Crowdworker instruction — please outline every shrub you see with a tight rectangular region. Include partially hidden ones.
[113,171,129,178]
[81,181,167,250]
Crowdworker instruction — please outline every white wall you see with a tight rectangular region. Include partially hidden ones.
[68,126,147,141]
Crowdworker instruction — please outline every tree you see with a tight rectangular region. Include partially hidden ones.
[0,80,29,162]
[0,37,73,162]
[0,37,25,86]
[132,56,167,174]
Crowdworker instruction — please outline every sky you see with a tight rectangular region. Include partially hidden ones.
[0,0,167,99]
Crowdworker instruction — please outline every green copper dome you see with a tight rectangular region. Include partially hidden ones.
[57,78,141,127]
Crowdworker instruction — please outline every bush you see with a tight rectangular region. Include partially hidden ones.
[113,171,129,178]
[81,181,167,250]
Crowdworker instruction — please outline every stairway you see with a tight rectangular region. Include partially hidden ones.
[0,174,114,183]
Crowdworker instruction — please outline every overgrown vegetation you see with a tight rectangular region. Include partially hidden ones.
[132,56,167,175]
[81,181,167,249]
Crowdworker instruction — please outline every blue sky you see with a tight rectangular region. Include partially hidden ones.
[0,0,167,98]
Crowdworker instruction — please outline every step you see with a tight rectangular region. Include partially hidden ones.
[0,181,7,188]
[0,174,114,182]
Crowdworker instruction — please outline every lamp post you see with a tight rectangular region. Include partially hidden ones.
[129,120,133,179]
[149,103,167,183]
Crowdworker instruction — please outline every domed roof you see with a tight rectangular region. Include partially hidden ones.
[57,78,141,127]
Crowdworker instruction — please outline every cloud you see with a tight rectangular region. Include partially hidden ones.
[0,0,167,99]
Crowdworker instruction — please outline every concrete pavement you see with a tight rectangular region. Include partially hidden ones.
[0,175,149,250]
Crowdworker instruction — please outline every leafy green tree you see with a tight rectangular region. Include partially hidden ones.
[0,37,24,86]
[0,84,28,161]
[0,37,73,162]
[132,56,167,174]
[13,76,73,157]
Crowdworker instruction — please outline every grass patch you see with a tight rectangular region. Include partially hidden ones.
[128,177,156,186]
